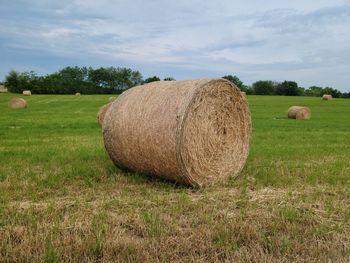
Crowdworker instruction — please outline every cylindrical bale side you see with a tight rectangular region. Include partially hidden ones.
[322,94,332,100]
[287,106,311,120]
[103,78,251,187]
[97,103,112,126]
[8,98,27,109]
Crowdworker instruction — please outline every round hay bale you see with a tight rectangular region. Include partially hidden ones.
[108,96,117,102]
[322,94,332,100]
[97,103,112,125]
[75,92,81,96]
[241,91,246,96]
[0,85,8,93]
[103,78,251,187]
[8,98,27,109]
[287,106,311,120]
[22,90,31,96]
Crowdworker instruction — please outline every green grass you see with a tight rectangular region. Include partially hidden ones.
[0,93,349,262]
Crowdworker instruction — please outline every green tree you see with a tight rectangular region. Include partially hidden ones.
[323,87,341,98]
[305,86,323,97]
[143,76,160,84]
[5,70,39,93]
[89,67,142,93]
[222,75,246,91]
[341,92,350,98]
[276,81,300,96]
[4,70,20,93]
[4,66,143,94]
[252,80,277,95]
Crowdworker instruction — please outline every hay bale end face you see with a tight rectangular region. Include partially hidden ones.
[322,94,332,100]
[103,78,251,187]
[97,103,112,126]
[8,98,27,109]
[22,90,31,96]
[75,92,81,96]
[287,106,311,120]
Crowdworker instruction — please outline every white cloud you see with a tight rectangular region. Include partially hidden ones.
[0,0,350,91]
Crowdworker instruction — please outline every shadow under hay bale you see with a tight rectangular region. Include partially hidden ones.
[103,78,251,187]
[287,106,311,120]
[8,98,27,109]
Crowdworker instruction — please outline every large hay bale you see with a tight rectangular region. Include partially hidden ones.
[103,78,251,187]
[8,98,27,109]
[322,94,332,100]
[22,90,31,96]
[97,103,112,125]
[287,106,311,120]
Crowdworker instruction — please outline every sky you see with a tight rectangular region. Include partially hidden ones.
[1,0,350,91]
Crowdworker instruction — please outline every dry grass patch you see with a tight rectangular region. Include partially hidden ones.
[1,183,349,262]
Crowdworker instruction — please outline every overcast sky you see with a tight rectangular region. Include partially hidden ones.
[1,0,350,91]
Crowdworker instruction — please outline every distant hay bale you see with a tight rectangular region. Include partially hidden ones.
[97,103,112,125]
[241,91,246,96]
[287,106,311,120]
[0,85,8,93]
[75,92,81,96]
[22,90,31,96]
[8,98,27,109]
[103,78,251,187]
[108,96,117,102]
[322,94,332,100]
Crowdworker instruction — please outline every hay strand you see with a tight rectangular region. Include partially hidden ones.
[103,78,251,187]
[287,106,311,120]
[8,98,27,109]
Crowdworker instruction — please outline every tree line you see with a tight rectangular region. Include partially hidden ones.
[3,67,349,98]
[222,75,350,98]
[3,67,174,95]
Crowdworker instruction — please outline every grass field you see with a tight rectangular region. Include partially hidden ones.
[0,93,349,262]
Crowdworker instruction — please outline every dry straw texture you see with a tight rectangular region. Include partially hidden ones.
[97,103,112,125]
[103,78,251,187]
[8,98,27,109]
[322,94,332,100]
[22,90,31,96]
[287,106,311,120]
